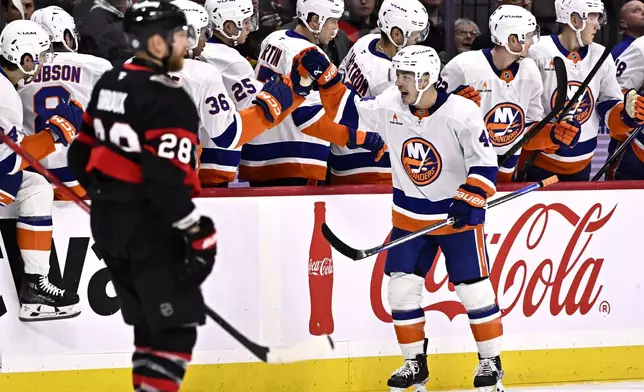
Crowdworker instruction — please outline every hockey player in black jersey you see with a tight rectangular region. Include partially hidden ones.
[67,1,297,391]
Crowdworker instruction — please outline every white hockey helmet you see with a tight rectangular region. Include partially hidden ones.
[205,0,254,45]
[296,0,344,35]
[391,45,441,105]
[31,6,79,53]
[489,5,539,56]
[554,0,605,46]
[0,20,52,76]
[378,0,429,49]
[171,0,209,49]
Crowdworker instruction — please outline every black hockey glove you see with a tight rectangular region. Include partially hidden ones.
[177,216,217,286]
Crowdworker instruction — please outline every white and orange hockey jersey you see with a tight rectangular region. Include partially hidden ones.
[527,35,626,175]
[321,84,497,234]
[18,52,112,198]
[0,69,57,205]
[330,33,393,185]
[170,58,245,185]
[440,48,544,182]
[240,29,341,183]
[201,37,263,111]
[613,36,644,163]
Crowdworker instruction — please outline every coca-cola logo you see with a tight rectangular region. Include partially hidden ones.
[370,203,616,323]
[309,257,334,276]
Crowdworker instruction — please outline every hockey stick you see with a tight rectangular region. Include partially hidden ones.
[591,125,644,180]
[322,175,559,261]
[0,130,334,364]
[511,0,619,176]
[498,57,568,167]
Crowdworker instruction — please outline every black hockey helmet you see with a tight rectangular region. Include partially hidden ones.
[123,0,196,65]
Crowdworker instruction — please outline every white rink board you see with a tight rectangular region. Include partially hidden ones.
[0,188,643,373]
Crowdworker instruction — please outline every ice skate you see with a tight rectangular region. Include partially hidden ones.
[19,274,81,322]
[387,338,429,392]
[473,356,504,392]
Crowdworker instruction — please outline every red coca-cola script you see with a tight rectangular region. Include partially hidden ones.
[370,203,616,323]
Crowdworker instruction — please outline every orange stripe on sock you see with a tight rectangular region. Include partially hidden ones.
[470,317,503,342]
[394,321,426,345]
[475,226,489,278]
[17,228,52,251]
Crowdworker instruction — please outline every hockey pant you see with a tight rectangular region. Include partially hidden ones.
[91,200,205,392]
[0,171,53,276]
[385,227,503,359]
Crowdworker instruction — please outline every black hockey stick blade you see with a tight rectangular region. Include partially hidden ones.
[322,176,558,261]
[206,306,335,363]
[321,222,363,260]
[500,56,568,166]
[592,125,644,180]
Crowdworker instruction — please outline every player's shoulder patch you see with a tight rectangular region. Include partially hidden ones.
[150,74,182,88]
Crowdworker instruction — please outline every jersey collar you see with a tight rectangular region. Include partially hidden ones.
[124,57,162,73]
[286,29,310,41]
[410,89,449,119]
[552,34,588,62]
[482,48,520,83]
[368,38,391,61]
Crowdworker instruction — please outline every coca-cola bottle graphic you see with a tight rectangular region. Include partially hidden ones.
[308,201,334,335]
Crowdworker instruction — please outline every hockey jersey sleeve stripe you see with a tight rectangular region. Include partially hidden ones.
[329,149,391,170]
[467,166,497,196]
[211,114,242,149]
[597,99,621,122]
[145,128,198,144]
[18,216,53,226]
[606,101,633,138]
[292,104,324,129]
[18,132,57,171]
[240,141,329,162]
[87,146,143,183]
[318,81,353,122]
[0,153,21,176]
[337,91,360,130]
[301,114,351,146]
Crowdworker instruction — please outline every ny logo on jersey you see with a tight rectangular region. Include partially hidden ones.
[551,81,594,125]
[484,103,525,147]
[402,137,442,186]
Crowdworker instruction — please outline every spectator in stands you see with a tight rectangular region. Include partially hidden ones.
[338,0,378,43]
[73,0,131,64]
[454,18,479,54]
[419,0,445,54]
[1,0,27,23]
[612,0,644,59]
[472,0,533,50]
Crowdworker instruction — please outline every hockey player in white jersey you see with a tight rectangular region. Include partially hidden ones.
[608,35,644,179]
[523,0,644,181]
[170,0,308,180]
[439,5,544,182]
[19,6,112,199]
[0,20,83,321]
[241,0,384,186]
[293,45,504,391]
[329,0,428,185]
[199,0,263,186]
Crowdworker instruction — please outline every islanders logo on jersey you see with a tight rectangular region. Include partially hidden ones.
[550,81,594,125]
[484,103,525,147]
[401,137,442,186]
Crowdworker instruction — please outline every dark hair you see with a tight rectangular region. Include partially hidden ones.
[0,56,18,71]
[1,0,9,10]
[296,12,317,27]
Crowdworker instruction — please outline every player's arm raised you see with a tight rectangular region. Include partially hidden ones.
[209,75,305,149]
[448,106,498,229]
[601,55,644,139]
[291,48,385,153]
